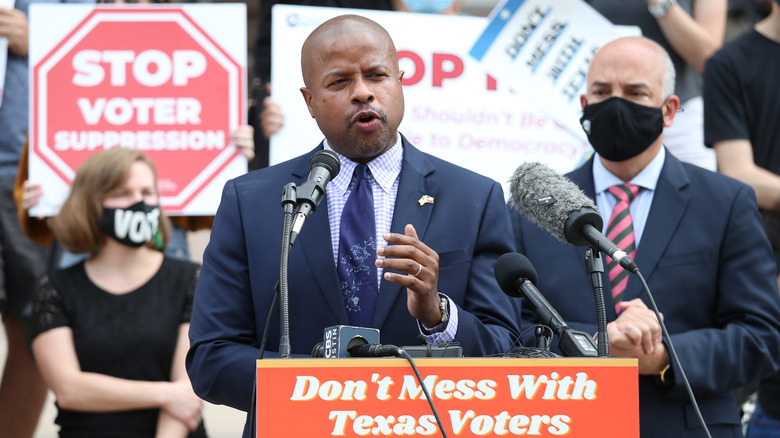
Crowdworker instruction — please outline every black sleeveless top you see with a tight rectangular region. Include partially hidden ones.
[32,257,206,437]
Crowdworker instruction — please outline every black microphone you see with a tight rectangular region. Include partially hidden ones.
[495,252,597,358]
[509,162,638,273]
[347,343,403,358]
[290,150,340,246]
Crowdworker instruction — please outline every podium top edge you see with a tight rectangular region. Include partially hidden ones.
[256,357,639,368]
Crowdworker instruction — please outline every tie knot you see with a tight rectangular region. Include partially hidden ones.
[354,164,370,181]
[608,183,640,203]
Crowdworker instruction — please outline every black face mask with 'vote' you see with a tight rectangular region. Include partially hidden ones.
[579,96,665,162]
[100,200,161,248]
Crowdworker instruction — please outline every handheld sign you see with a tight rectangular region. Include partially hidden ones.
[29,4,247,216]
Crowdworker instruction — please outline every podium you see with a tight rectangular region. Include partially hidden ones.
[256,357,638,437]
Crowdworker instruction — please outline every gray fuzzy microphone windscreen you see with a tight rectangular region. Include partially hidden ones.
[509,162,600,243]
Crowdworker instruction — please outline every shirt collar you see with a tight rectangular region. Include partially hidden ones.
[593,146,665,194]
[324,136,404,196]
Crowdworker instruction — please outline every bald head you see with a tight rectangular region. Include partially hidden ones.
[590,36,675,100]
[580,36,681,179]
[301,15,398,88]
[298,14,405,163]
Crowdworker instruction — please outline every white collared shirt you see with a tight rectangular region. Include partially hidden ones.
[592,147,666,246]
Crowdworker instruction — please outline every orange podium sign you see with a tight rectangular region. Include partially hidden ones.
[256,357,638,437]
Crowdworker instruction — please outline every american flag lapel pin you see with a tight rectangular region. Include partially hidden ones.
[418,195,434,206]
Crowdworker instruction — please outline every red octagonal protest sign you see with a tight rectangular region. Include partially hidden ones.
[32,7,244,213]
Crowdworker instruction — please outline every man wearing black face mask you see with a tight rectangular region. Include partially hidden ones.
[509,36,780,437]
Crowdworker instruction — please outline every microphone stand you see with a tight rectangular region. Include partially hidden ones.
[584,248,609,357]
[279,183,297,358]
[252,184,297,438]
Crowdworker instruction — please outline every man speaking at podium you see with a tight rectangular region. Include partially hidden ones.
[186,13,521,426]
[510,36,780,437]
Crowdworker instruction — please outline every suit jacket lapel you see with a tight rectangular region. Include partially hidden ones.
[373,138,438,329]
[295,145,349,324]
[624,153,690,301]
[572,153,692,306]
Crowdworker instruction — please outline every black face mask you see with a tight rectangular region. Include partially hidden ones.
[580,97,664,162]
[100,201,161,248]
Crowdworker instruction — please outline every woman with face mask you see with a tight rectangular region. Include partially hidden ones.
[29,148,206,438]
[15,0,255,265]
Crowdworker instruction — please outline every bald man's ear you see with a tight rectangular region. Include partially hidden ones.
[300,87,315,118]
[580,94,587,111]
[398,70,405,84]
[661,95,680,128]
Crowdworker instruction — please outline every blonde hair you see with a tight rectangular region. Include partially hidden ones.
[52,148,170,254]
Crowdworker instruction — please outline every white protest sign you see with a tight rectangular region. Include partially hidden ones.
[270,5,591,195]
[469,0,638,139]
[29,3,247,216]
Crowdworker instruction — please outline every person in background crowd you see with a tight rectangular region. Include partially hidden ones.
[31,148,206,437]
[0,1,92,437]
[586,0,727,172]
[391,0,462,14]
[16,124,253,265]
[511,36,780,437]
[703,0,780,434]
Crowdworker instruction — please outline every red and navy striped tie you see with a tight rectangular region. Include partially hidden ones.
[606,183,640,313]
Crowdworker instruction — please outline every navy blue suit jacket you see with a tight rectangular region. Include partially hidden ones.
[187,137,521,423]
[511,152,780,437]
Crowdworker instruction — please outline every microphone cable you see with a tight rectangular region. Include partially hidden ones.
[413,334,463,358]
[397,347,450,438]
[499,324,560,359]
[250,284,279,438]
[636,270,712,438]
[516,324,554,350]
[348,344,449,437]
